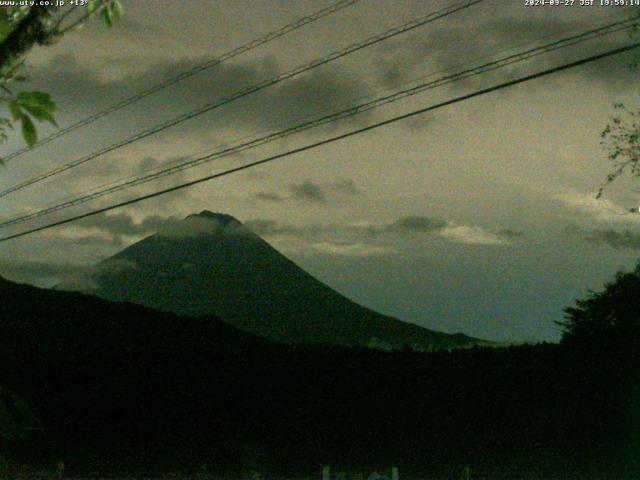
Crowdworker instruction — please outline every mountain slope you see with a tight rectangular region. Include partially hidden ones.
[0,273,269,361]
[0,274,278,472]
[82,211,483,350]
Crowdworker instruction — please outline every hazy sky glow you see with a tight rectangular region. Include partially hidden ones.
[1,0,640,342]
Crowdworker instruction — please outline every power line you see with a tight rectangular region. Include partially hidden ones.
[1,41,637,243]
[1,0,361,163]
[1,17,635,229]
[0,0,484,199]
[15,8,626,222]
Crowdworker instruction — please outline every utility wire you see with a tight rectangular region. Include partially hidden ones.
[1,41,637,243]
[1,17,634,229]
[0,0,483,199]
[16,8,627,221]
[1,0,361,163]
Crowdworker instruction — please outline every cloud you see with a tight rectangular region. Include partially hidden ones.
[9,53,373,207]
[484,12,639,85]
[289,180,326,203]
[73,212,171,239]
[49,211,521,267]
[564,225,640,250]
[245,216,440,238]
[253,179,361,204]
[309,242,392,257]
[26,53,373,139]
[53,258,140,293]
[245,214,520,247]
[388,215,447,233]
[554,190,638,224]
[69,211,246,241]
[68,258,139,291]
[134,156,164,176]
[253,192,284,202]
[373,7,638,97]
[439,225,512,245]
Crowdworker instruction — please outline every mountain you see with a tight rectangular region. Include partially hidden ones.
[77,210,484,350]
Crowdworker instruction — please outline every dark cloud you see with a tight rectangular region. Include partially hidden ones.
[254,179,360,204]
[26,52,373,142]
[373,55,406,91]
[389,215,447,233]
[26,53,272,119]
[565,225,640,250]
[481,13,638,85]
[289,180,327,203]
[135,156,163,176]
[253,192,284,203]
[374,9,638,95]
[19,53,374,196]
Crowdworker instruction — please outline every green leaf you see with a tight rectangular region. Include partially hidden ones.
[20,114,37,147]
[17,91,56,113]
[101,6,112,27]
[0,13,13,44]
[8,100,21,122]
[87,0,101,14]
[20,104,57,127]
[111,0,124,22]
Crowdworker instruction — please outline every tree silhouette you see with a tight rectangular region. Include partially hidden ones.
[558,263,640,351]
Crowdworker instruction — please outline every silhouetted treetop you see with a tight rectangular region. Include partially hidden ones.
[559,262,640,351]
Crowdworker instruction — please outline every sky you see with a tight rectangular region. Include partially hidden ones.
[1,0,640,342]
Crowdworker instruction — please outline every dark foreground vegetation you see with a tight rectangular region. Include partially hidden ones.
[0,276,638,479]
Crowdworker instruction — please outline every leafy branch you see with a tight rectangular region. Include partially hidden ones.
[597,103,640,198]
[596,15,640,198]
[0,0,123,160]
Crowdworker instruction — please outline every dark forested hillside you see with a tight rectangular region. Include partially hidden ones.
[0,276,638,478]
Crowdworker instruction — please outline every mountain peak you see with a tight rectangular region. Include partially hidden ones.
[188,211,241,227]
